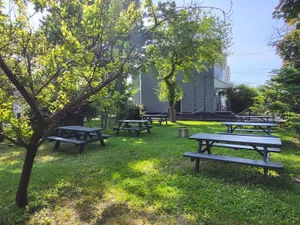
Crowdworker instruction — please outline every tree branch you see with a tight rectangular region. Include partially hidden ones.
[1,133,27,147]
[35,60,74,95]
[0,55,44,122]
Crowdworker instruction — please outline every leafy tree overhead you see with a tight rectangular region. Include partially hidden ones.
[0,0,148,207]
[261,0,300,118]
[230,84,259,114]
[146,1,231,122]
[272,0,300,68]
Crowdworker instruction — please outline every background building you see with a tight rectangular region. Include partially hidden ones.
[132,58,232,113]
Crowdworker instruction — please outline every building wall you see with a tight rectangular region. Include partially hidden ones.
[132,67,216,113]
[180,68,215,112]
[140,72,169,113]
[214,57,230,83]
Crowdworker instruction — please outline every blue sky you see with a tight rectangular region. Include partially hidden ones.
[171,0,283,86]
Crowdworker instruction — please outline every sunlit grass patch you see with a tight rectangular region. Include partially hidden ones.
[130,159,160,175]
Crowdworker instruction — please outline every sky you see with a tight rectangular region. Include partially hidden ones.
[171,0,284,87]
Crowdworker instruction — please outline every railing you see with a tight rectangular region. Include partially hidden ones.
[176,108,205,117]
[159,108,169,115]
[236,108,252,115]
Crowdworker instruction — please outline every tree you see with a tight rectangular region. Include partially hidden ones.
[146,1,231,122]
[261,0,300,117]
[230,84,259,114]
[0,0,148,207]
[272,0,300,68]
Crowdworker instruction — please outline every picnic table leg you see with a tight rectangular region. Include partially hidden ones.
[263,145,269,184]
[116,121,122,135]
[195,140,203,172]
[54,129,63,149]
[54,140,61,149]
[125,122,132,134]
[205,140,211,154]
[96,130,105,146]
[79,143,85,153]
[77,132,88,153]
[136,130,140,137]
[165,117,168,125]
[74,131,81,140]
[263,168,268,184]
[145,122,151,133]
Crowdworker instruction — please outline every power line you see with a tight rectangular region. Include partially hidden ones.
[230,68,278,73]
[228,50,275,57]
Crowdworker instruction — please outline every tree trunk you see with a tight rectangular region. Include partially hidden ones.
[15,123,46,208]
[169,103,176,122]
[0,122,3,142]
[16,144,38,207]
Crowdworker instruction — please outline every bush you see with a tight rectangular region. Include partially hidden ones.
[230,84,259,114]
[286,112,300,140]
[118,103,141,120]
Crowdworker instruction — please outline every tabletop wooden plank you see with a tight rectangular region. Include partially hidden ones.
[144,114,167,117]
[118,120,148,123]
[189,133,282,147]
[57,126,103,132]
[236,115,273,118]
[222,122,278,127]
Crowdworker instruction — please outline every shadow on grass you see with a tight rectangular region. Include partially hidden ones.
[1,122,300,224]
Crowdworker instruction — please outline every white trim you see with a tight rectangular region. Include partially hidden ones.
[214,77,232,89]
[139,74,142,104]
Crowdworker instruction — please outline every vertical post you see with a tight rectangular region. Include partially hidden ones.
[203,76,207,112]
[227,88,232,111]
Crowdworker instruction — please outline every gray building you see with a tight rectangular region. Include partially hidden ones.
[132,59,232,113]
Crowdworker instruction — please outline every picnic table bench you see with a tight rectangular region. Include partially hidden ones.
[47,126,109,153]
[184,133,283,184]
[222,122,278,136]
[201,142,281,153]
[235,115,275,123]
[142,114,168,126]
[113,120,152,137]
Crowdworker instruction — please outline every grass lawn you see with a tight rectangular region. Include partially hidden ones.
[1,120,300,224]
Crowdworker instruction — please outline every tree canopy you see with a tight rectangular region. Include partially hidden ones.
[0,0,148,207]
[145,1,231,121]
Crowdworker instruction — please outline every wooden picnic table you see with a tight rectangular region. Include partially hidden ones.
[222,122,278,136]
[113,120,152,137]
[47,126,110,153]
[184,133,283,184]
[236,115,275,123]
[142,114,168,126]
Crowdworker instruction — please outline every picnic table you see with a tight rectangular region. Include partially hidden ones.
[47,126,110,153]
[184,133,283,183]
[142,114,168,126]
[222,122,278,136]
[112,120,152,137]
[236,115,275,123]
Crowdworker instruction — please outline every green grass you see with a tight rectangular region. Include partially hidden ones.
[0,120,300,224]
